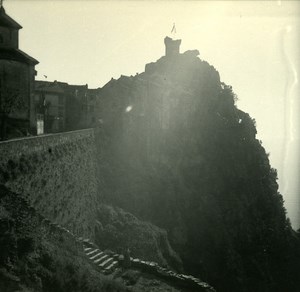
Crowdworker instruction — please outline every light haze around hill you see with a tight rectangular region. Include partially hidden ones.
[6,0,300,229]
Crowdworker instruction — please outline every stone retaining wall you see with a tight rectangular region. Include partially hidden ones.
[0,129,98,238]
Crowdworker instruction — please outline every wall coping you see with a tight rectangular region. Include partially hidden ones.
[0,128,95,145]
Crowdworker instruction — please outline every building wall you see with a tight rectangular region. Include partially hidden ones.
[0,26,18,48]
[34,81,96,134]
[0,59,36,137]
[0,59,30,119]
[34,90,66,133]
[0,7,37,138]
[0,128,98,238]
[28,65,37,132]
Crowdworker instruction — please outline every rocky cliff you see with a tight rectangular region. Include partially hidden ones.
[95,40,300,291]
[0,185,215,292]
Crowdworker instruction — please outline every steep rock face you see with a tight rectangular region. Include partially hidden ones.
[95,47,300,291]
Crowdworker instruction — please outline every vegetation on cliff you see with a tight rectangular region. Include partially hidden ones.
[95,51,300,291]
[95,204,182,271]
[0,185,127,292]
[0,185,210,292]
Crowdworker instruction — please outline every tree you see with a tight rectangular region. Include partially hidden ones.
[0,87,26,140]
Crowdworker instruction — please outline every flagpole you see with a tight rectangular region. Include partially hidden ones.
[171,23,176,38]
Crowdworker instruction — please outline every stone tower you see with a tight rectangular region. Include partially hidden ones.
[164,36,181,57]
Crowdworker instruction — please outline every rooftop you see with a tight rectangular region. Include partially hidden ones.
[0,6,22,29]
[0,48,39,65]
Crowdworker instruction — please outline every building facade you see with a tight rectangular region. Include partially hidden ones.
[0,6,38,140]
[35,80,97,134]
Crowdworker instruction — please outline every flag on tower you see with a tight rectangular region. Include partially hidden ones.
[171,23,176,34]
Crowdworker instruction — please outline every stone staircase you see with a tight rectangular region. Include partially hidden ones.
[77,238,216,291]
[82,245,119,275]
[1,188,216,292]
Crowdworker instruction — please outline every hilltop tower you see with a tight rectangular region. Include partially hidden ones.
[0,5,38,139]
[164,36,181,57]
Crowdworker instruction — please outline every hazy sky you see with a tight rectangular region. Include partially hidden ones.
[5,0,300,229]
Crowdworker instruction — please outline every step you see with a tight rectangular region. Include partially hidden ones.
[104,261,118,274]
[199,282,210,288]
[84,247,92,252]
[95,254,109,265]
[184,275,194,280]
[99,257,114,269]
[168,271,176,276]
[175,274,184,280]
[90,251,104,261]
[132,258,140,264]
[86,249,99,256]
[105,260,118,270]
[180,274,190,280]
[112,253,120,259]
[158,267,167,271]
[94,253,107,264]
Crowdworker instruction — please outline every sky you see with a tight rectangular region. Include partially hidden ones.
[5,0,300,229]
